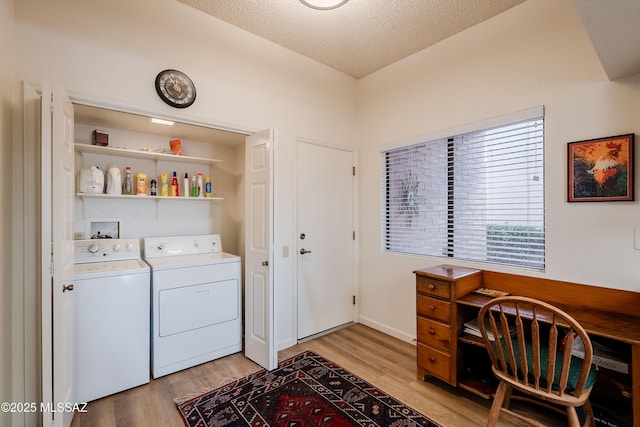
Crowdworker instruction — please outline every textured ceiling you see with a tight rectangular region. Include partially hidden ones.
[177,0,527,79]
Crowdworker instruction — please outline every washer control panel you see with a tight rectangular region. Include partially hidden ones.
[143,234,222,258]
[75,239,141,263]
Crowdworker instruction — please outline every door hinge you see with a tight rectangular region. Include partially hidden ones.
[50,245,54,276]
[353,295,356,305]
[353,231,355,240]
[352,166,356,176]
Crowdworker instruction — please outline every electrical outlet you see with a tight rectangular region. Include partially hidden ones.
[635,227,640,250]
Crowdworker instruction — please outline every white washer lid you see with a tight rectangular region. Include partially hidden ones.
[74,258,149,279]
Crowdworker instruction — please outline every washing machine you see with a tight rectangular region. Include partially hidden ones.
[143,234,242,378]
[74,238,150,402]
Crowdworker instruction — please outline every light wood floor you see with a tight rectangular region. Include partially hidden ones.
[71,323,564,426]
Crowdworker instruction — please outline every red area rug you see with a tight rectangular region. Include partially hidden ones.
[175,350,441,427]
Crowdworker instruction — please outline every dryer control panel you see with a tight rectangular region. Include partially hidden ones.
[75,239,141,263]
[143,234,222,259]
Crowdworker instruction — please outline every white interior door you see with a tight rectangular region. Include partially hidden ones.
[297,141,355,340]
[41,83,76,427]
[244,129,276,370]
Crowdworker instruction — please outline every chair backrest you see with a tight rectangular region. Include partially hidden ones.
[477,296,594,399]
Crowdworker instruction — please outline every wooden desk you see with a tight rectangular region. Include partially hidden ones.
[414,265,640,427]
[414,265,482,386]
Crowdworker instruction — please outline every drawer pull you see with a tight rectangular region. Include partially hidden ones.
[429,356,436,363]
[428,327,436,335]
[428,284,435,290]
[428,305,435,311]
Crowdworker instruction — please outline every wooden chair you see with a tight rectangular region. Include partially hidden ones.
[477,296,597,427]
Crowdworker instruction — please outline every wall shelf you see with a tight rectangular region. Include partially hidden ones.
[74,143,223,165]
[76,193,223,201]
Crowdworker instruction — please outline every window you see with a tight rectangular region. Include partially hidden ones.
[382,110,544,270]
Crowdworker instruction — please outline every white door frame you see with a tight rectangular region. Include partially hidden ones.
[69,94,256,138]
[41,82,54,423]
[13,82,43,427]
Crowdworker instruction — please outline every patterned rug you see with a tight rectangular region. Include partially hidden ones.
[175,350,440,427]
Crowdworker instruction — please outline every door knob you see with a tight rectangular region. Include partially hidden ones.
[262,260,269,266]
[63,284,74,292]
[300,248,312,255]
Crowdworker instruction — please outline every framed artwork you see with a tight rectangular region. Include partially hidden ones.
[568,134,634,202]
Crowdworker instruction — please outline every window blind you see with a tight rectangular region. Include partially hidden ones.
[382,116,544,270]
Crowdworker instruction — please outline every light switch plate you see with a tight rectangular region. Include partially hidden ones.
[635,227,640,250]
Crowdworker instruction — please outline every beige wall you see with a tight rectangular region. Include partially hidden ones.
[1,0,14,424]
[356,0,640,341]
[13,0,358,352]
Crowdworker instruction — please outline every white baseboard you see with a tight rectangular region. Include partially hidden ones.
[277,338,298,351]
[277,318,417,350]
[358,316,416,345]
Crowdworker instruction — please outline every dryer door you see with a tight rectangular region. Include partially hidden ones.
[159,279,239,337]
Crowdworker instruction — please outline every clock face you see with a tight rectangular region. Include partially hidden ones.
[155,69,196,108]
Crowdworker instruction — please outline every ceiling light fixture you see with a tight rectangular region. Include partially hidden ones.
[299,0,349,10]
[150,118,175,126]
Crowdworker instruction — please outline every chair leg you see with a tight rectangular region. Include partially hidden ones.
[487,381,510,427]
[566,406,580,427]
[503,384,512,408]
[581,400,595,427]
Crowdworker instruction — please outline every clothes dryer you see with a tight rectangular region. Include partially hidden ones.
[143,234,242,378]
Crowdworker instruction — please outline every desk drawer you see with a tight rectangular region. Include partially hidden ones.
[417,316,451,351]
[417,343,451,382]
[416,277,450,299]
[416,295,450,322]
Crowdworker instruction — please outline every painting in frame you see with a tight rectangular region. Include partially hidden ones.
[568,133,634,202]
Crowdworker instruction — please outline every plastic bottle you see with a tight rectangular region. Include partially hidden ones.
[135,173,147,195]
[160,173,169,196]
[183,173,189,197]
[197,173,204,198]
[122,166,133,195]
[205,176,212,198]
[191,175,197,197]
[171,171,179,197]
[150,179,157,196]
